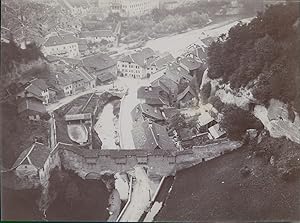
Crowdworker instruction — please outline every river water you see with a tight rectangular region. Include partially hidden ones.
[94,100,120,150]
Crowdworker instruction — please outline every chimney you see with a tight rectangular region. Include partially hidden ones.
[157,133,159,140]
[148,86,152,91]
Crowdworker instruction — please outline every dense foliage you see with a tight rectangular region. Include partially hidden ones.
[1,36,43,76]
[220,105,263,140]
[207,3,300,111]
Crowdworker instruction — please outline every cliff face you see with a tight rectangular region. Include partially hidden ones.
[254,99,300,144]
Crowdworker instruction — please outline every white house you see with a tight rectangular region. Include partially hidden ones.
[117,48,157,79]
[42,34,80,58]
[79,30,116,43]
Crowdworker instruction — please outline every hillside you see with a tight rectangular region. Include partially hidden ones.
[207,2,300,112]
[156,137,300,221]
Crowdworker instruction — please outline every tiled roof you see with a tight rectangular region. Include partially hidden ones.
[180,56,202,71]
[56,71,83,86]
[97,72,116,82]
[119,48,155,68]
[17,98,46,114]
[137,86,170,106]
[155,54,175,70]
[177,86,196,102]
[152,76,179,95]
[30,79,49,91]
[166,63,192,83]
[77,67,96,82]
[131,121,176,151]
[201,36,215,47]
[131,103,164,122]
[162,107,180,120]
[82,53,116,73]
[11,143,51,170]
[80,30,114,38]
[44,33,78,47]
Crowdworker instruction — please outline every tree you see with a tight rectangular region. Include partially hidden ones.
[220,105,263,140]
[169,113,186,131]
[200,82,211,104]
[65,181,80,210]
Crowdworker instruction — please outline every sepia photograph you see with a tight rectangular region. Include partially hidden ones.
[0,0,299,221]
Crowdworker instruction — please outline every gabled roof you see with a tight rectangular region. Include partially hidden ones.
[77,67,96,82]
[180,56,202,71]
[166,63,192,83]
[131,121,176,151]
[154,54,175,70]
[30,79,49,91]
[152,76,179,95]
[131,103,165,122]
[177,86,196,102]
[137,86,170,106]
[97,72,116,82]
[44,33,78,47]
[11,143,51,170]
[80,30,114,38]
[119,48,155,68]
[56,72,83,87]
[162,107,180,120]
[82,53,116,73]
[201,36,215,47]
[17,98,46,114]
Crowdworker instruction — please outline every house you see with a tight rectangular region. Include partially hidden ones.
[79,30,116,44]
[42,33,80,58]
[137,86,170,107]
[178,56,202,77]
[197,112,217,132]
[185,43,208,62]
[17,98,47,121]
[208,123,226,139]
[131,103,165,125]
[151,76,179,104]
[177,85,197,108]
[11,142,52,184]
[97,72,117,85]
[165,63,192,84]
[152,53,175,71]
[77,68,97,89]
[131,120,176,151]
[16,79,52,104]
[110,0,159,17]
[117,48,157,79]
[82,53,117,77]
[56,72,85,96]
[161,107,180,121]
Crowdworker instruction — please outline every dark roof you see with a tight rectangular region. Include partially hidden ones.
[82,53,116,73]
[131,103,164,122]
[44,34,79,47]
[17,98,46,114]
[152,76,179,95]
[162,107,180,120]
[177,86,196,102]
[80,30,114,38]
[166,63,192,83]
[201,36,215,47]
[137,86,170,106]
[155,54,175,70]
[180,57,202,71]
[11,143,51,170]
[120,48,155,68]
[131,121,177,151]
[97,72,116,82]
[56,71,83,87]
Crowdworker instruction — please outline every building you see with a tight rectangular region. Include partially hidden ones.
[151,76,179,105]
[110,0,159,17]
[11,142,53,184]
[208,123,226,139]
[137,86,170,107]
[152,53,175,71]
[16,78,52,104]
[160,0,180,10]
[178,56,202,77]
[131,103,165,125]
[177,85,197,108]
[17,98,47,121]
[197,112,217,132]
[82,53,117,77]
[117,48,157,78]
[56,72,85,96]
[79,30,116,44]
[131,120,176,150]
[42,33,80,58]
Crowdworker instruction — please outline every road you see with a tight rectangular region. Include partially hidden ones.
[118,68,167,150]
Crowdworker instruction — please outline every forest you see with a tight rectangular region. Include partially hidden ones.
[207,3,300,112]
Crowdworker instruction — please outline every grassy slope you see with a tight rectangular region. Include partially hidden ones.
[156,137,300,221]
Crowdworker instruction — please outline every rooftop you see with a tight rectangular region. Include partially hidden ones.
[155,53,175,70]
[119,48,155,68]
[166,63,192,83]
[11,142,51,170]
[198,112,215,127]
[80,30,114,38]
[82,53,116,73]
[131,103,165,122]
[131,121,177,151]
[208,123,226,139]
[137,86,170,106]
[17,98,46,114]
[180,56,202,71]
[44,33,79,47]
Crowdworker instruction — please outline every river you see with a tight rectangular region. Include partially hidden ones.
[94,100,121,150]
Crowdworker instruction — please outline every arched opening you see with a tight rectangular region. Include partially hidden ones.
[85,172,101,180]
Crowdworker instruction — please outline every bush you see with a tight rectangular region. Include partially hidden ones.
[200,82,211,104]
